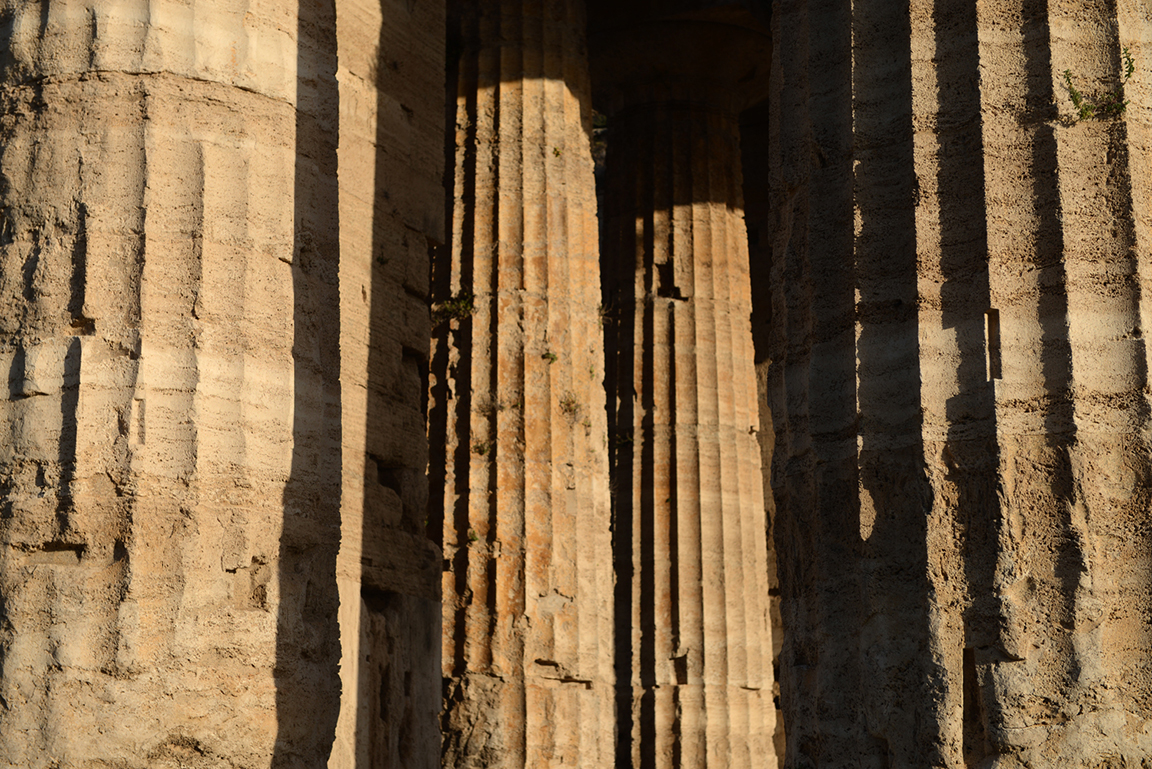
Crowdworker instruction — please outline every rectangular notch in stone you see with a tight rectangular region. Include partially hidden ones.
[130,398,145,445]
[985,309,1001,381]
[22,542,85,566]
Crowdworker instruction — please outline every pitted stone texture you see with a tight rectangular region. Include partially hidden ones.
[328,0,445,767]
[0,2,341,766]
[765,0,1152,765]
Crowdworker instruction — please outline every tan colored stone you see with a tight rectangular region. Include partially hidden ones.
[765,0,1152,765]
[430,1,614,767]
[329,0,445,766]
[7,2,1152,768]
[0,2,343,766]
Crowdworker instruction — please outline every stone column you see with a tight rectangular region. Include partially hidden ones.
[592,16,776,769]
[971,0,1152,761]
[0,1,341,766]
[430,1,614,767]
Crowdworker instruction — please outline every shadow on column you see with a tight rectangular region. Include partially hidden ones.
[429,1,476,692]
[929,2,998,765]
[972,0,1076,740]
[600,108,644,769]
[852,0,939,764]
[350,2,445,767]
[275,1,342,765]
[749,0,863,762]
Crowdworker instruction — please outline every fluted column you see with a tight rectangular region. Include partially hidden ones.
[0,1,340,766]
[430,1,614,767]
[808,0,1152,763]
[593,16,775,768]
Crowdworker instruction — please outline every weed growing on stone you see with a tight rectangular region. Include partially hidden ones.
[1064,48,1135,121]
[612,430,634,448]
[598,303,612,327]
[559,392,579,418]
[542,351,558,364]
[472,440,491,457]
[432,290,475,325]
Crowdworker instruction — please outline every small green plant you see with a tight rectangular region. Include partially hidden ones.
[1064,47,1135,121]
[432,290,475,325]
[468,529,479,542]
[558,392,580,418]
[552,146,562,157]
[542,351,558,364]
[472,440,491,457]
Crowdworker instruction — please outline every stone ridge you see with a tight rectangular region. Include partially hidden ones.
[431,1,614,767]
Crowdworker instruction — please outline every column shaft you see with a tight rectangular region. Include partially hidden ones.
[770,0,1152,763]
[604,103,775,769]
[329,0,446,766]
[432,1,614,766]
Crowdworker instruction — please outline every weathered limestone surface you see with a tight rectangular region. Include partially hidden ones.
[430,1,614,766]
[593,10,776,768]
[766,0,1152,766]
[0,1,343,766]
[330,0,444,767]
[756,2,864,766]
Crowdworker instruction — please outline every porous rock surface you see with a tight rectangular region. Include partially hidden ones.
[330,0,444,766]
[0,2,325,766]
[592,7,777,767]
[0,1,443,767]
